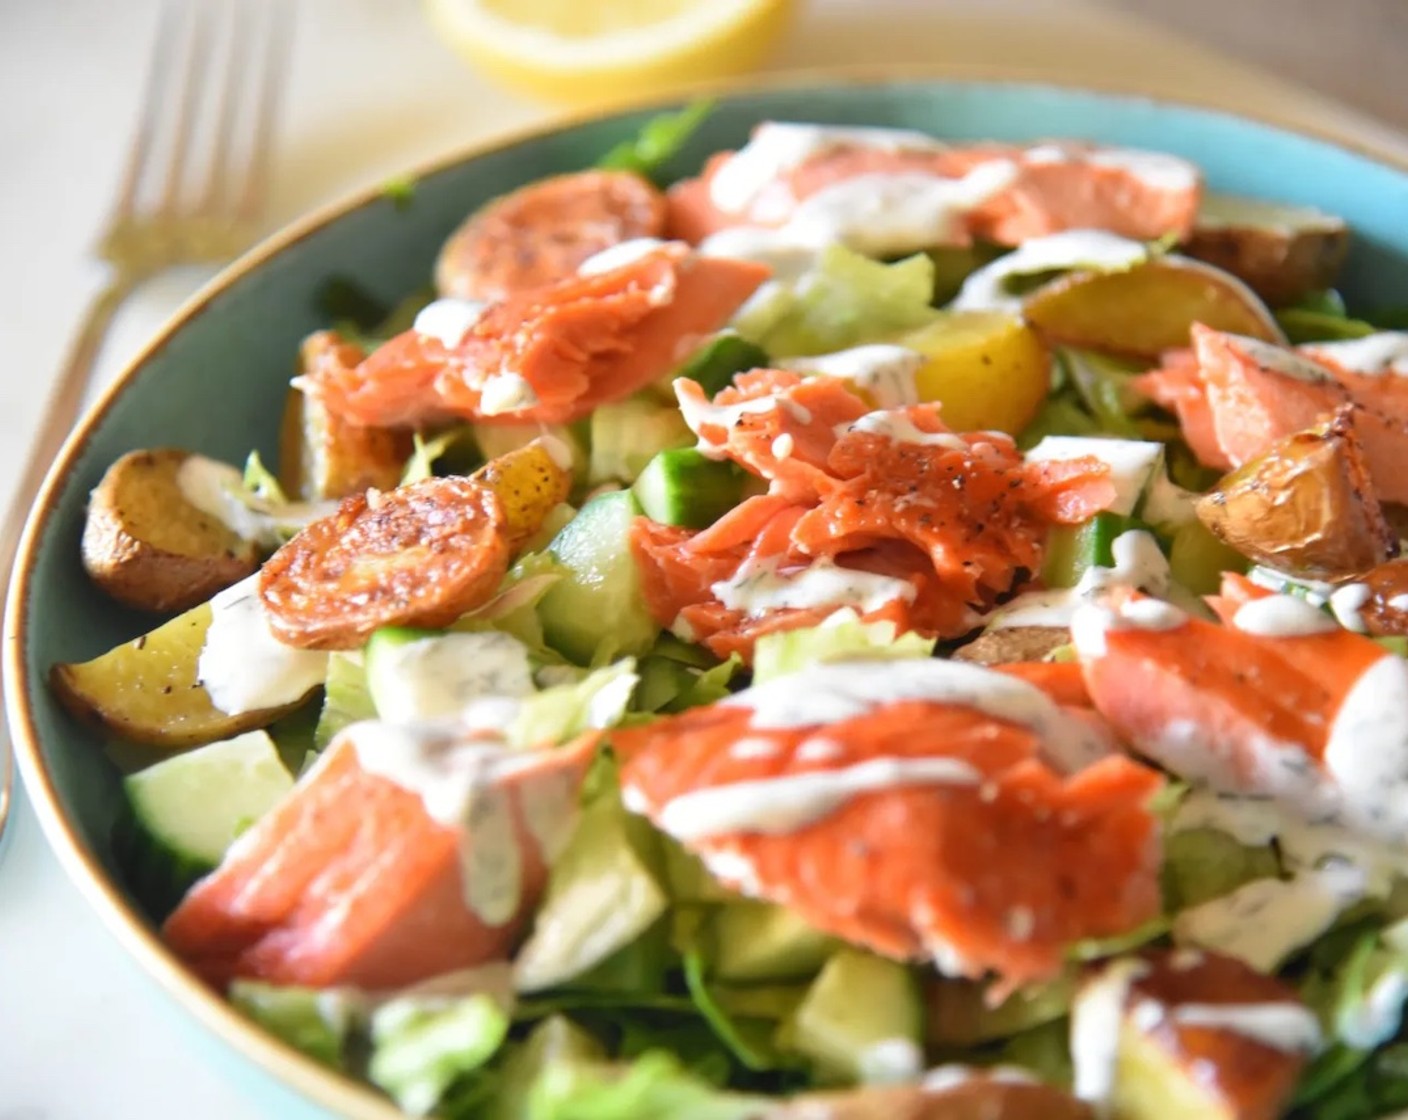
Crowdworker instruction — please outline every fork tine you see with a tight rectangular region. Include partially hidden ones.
[157,0,213,216]
[111,0,185,221]
[196,2,251,217]
[236,0,295,222]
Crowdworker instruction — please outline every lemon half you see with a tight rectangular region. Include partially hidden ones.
[425,0,796,104]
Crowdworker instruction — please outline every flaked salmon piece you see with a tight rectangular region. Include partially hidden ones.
[1073,580,1404,836]
[163,728,597,990]
[615,659,1162,990]
[638,372,1115,660]
[435,169,667,302]
[996,661,1091,708]
[1302,335,1408,428]
[667,137,1200,247]
[301,245,768,429]
[1133,347,1233,471]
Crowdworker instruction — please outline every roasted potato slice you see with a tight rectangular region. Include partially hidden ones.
[279,332,412,500]
[899,312,1051,435]
[1022,258,1283,362]
[1183,194,1349,308]
[1195,407,1397,580]
[81,448,258,613]
[469,437,574,547]
[952,626,1070,666]
[50,603,306,750]
[768,1077,1093,1120]
[1077,949,1316,1120]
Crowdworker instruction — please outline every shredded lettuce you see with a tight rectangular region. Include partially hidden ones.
[489,1017,607,1120]
[525,1050,768,1120]
[596,99,715,183]
[229,981,359,1069]
[737,245,941,356]
[510,659,639,750]
[400,429,470,486]
[314,651,376,750]
[242,450,289,503]
[751,611,935,684]
[368,992,510,1116]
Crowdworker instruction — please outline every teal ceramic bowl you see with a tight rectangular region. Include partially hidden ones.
[10,75,1408,1118]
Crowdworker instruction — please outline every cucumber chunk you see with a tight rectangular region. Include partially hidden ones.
[364,627,534,723]
[1041,512,1134,589]
[588,395,693,486]
[784,948,924,1085]
[632,448,746,530]
[538,491,660,664]
[709,899,838,983]
[120,730,294,911]
[672,332,770,398]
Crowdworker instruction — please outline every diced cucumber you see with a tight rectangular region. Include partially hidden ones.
[1040,512,1133,589]
[538,491,661,664]
[661,837,737,904]
[670,333,770,398]
[364,627,534,723]
[512,791,669,992]
[783,948,924,1085]
[120,730,293,912]
[1162,827,1279,912]
[1026,435,1165,517]
[314,651,375,749]
[709,900,838,983]
[588,395,693,486]
[632,448,746,530]
[1168,519,1249,596]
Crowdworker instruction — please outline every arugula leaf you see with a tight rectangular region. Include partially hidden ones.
[597,99,715,183]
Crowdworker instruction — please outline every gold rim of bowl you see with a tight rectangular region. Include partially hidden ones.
[7,64,1408,1118]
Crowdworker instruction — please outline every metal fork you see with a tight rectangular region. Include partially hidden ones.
[0,0,293,849]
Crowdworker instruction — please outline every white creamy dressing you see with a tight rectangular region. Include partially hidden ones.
[349,710,582,925]
[197,574,329,715]
[1172,863,1366,972]
[778,344,924,409]
[953,229,1150,313]
[675,380,794,458]
[1084,146,1201,191]
[1226,333,1332,382]
[650,755,982,842]
[1169,1002,1323,1052]
[368,630,535,723]
[711,556,918,618]
[1340,967,1408,1049]
[1139,469,1199,529]
[696,227,822,282]
[477,371,538,416]
[1305,332,1408,377]
[1232,594,1339,637]
[1024,435,1164,518]
[770,433,795,459]
[707,122,947,215]
[1324,653,1408,838]
[722,657,1110,772]
[1071,958,1149,1107]
[412,297,487,348]
[1068,595,1189,659]
[1247,565,1337,606]
[176,455,336,549]
[839,410,967,448]
[781,162,1017,257]
[1329,582,1372,633]
[921,1064,1035,1094]
[576,236,670,276]
[856,1038,925,1085]
[990,529,1171,631]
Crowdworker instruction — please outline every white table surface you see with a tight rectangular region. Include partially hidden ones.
[3,1,1407,1115]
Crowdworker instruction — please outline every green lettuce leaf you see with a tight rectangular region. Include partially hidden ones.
[400,429,470,486]
[510,659,639,749]
[525,1051,768,1120]
[314,651,376,749]
[751,611,935,684]
[488,1016,607,1120]
[368,993,511,1116]
[229,981,359,1069]
[597,99,715,183]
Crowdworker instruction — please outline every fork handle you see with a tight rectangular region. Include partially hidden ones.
[0,274,134,850]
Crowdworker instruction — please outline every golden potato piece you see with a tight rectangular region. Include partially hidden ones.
[279,332,412,500]
[952,626,1070,666]
[768,1077,1093,1120]
[50,603,306,750]
[1078,949,1315,1120]
[1196,406,1396,580]
[81,448,257,614]
[1023,258,1282,362]
[1183,194,1349,308]
[470,437,574,547]
[901,312,1051,435]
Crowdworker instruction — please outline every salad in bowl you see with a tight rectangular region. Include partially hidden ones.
[44,100,1408,1119]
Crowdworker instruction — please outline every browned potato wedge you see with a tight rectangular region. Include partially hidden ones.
[279,331,412,500]
[767,1076,1093,1120]
[1023,258,1283,361]
[1183,194,1349,308]
[82,448,257,613]
[1345,557,1408,636]
[50,603,308,750]
[469,437,574,547]
[1076,950,1315,1120]
[1196,406,1396,580]
[952,626,1070,666]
